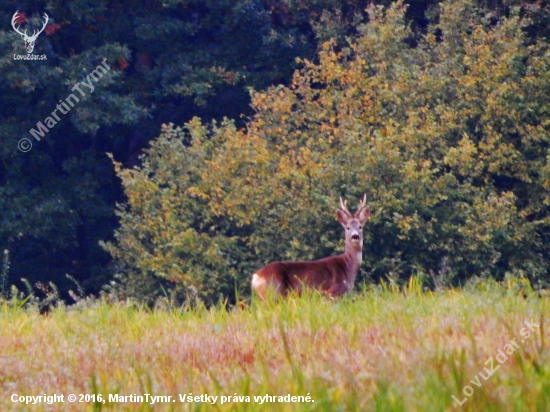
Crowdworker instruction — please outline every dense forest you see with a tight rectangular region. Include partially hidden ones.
[1,0,549,305]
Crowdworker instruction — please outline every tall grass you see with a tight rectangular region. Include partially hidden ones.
[0,284,548,411]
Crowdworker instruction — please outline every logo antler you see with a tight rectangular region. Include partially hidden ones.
[12,11,49,54]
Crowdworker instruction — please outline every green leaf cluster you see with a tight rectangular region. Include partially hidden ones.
[0,0,372,291]
[108,0,550,298]
[108,0,550,301]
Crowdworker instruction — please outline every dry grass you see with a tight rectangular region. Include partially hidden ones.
[1,283,549,411]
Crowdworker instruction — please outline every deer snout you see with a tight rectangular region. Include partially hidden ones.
[351,233,360,241]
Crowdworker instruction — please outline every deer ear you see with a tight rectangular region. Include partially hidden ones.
[355,206,371,224]
[336,209,349,226]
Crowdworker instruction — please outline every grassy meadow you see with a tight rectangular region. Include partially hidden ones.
[1,282,549,411]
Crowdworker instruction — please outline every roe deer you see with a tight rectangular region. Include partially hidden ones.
[251,195,370,301]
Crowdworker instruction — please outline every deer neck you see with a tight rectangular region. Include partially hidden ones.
[343,242,362,280]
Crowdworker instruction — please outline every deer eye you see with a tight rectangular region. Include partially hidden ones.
[346,227,350,230]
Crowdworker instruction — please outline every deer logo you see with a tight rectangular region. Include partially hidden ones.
[11,11,49,54]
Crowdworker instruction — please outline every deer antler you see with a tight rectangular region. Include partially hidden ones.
[339,197,352,217]
[11,11,28,38]
[358,194,367,210]
[11,11,48,41]
[354,193,370,219]
[30,13,49,40]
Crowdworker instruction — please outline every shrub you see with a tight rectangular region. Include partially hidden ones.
[104,0,550,303]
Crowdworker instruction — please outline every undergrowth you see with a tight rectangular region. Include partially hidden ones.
[0,278,548,411]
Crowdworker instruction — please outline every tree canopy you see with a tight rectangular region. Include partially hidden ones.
[0,0,375,293]
[106,0,550,303]
[1,0,549,302]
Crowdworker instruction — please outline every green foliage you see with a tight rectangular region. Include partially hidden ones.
[1,249,9,299]
[0,0,144,291]
[0,0,372,292]
[107,0,550,302]
[1,0,547,299]
[1,288,549,411]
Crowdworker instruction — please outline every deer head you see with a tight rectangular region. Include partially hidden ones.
[336,194,370,252]
[12,11,49,54]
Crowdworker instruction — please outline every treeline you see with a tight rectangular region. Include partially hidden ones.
[107,0,550,304]
[0,0,549,303]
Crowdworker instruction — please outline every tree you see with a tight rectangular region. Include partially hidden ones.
[0,0,374,294]
[106,0,550,303]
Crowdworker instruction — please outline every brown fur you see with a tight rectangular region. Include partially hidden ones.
[251,196,370,302]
